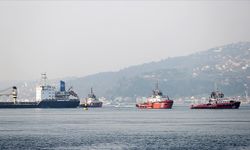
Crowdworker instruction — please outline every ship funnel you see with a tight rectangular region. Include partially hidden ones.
[60,81,66,92]
[12,86,17,104]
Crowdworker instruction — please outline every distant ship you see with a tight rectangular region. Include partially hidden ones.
[190,90,241,109]
[80,88,103,108]
[136,83,174,109]
[0,74,80,108]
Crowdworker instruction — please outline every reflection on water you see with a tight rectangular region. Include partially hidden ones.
[1,105,250,149]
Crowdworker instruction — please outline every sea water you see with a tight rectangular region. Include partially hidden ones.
[0,105,250,150]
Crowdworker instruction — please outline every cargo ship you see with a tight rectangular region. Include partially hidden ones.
[0,74,80,108]
[136,83,173,109]
[190,90,241,109]
[36,74,80,108]
[80,88,103,108]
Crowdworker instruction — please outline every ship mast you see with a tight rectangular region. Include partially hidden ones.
[244,84,248,100]
[41,73,47,86]
[156,80,159,90]
[214,82,218,91]
[153,80,163,97]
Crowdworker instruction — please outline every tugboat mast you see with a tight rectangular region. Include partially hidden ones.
[91,87,93,94]
[156,81,159,90]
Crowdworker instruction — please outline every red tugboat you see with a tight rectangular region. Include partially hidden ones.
[136,83,173,109]
[190,90,241,109]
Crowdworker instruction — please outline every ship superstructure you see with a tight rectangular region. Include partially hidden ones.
[36,74,56,101]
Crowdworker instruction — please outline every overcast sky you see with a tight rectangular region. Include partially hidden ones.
[0,0,250,81]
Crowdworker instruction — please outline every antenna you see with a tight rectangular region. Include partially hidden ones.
[156,80,159,90]
[214,82,218,91]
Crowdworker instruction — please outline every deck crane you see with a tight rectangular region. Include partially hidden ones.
[0,86,18,104]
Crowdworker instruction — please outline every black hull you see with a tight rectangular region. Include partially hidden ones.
[0,99,80,108]
[0,102,38,108]
[38,99,80,108]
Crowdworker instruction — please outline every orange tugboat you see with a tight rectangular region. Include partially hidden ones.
[190,90,241,109]
[136,83,173,109]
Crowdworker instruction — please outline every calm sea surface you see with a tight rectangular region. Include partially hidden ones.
[1,105,250,150]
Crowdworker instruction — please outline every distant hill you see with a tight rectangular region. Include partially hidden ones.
[67,42,250,99]
[1,42,250,101]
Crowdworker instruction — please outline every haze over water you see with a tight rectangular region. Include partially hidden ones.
[1,0,250,81]
[1,106,250,149]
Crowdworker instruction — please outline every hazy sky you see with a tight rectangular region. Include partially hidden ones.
[0,0,250,81]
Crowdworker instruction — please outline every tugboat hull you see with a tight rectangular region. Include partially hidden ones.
[136,100,173,109]
[191,101,241,109]
[80,102,103,108]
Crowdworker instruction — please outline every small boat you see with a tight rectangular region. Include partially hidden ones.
[136,83,173,109]
[190,90,241,109]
